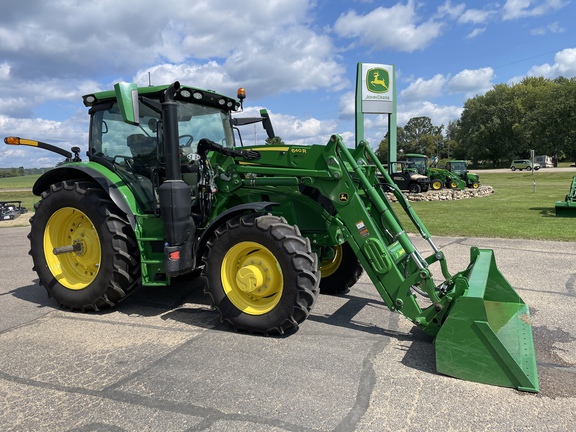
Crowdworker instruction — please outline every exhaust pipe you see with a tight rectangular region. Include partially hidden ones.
[159,81,195,276]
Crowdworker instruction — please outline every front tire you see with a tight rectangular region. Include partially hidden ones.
[203,213,320,335]
[408,183,422,193]
[29,180,140,311]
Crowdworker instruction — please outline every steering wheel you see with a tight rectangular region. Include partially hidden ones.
[179,134,194,147]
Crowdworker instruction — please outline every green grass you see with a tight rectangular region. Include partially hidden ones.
[0,174,41,188]
[400,170,576,241]
[1,172,576,241]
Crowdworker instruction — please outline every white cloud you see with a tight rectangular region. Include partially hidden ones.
[334,1,444,52]
[0,62,10,80]
[233,106,338,146]
[0,0,345,108]
[447,67,495,97]
[338,92,356,120]
[466,27,487,39]
[527,47,576,78]
[502,0,569,20]
[397,101,463,128]
[400,74,448,102]
[458,9,495,24]
[531,21,566,35]
[436,1,466,20]
[271,112,338,144]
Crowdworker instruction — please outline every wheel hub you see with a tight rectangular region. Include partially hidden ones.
[221,241,283,315]
[236,265,264,293]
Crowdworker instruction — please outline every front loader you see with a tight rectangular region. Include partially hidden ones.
[4,81,538,392]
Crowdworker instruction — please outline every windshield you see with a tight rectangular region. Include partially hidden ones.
[89,100,235,162]
[406,157,426,175]
[450,162,467,173]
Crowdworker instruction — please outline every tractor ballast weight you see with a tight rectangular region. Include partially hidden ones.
[4,81,538,392]
[555,175,576,217]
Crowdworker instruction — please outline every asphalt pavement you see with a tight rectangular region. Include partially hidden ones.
[0,226,575,431]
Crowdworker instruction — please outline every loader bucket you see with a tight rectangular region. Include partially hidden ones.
[555,201,576,217]
[434,248,539,392]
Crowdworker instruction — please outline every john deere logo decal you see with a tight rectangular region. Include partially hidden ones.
[339,193,349,202]
[366,68,389,93]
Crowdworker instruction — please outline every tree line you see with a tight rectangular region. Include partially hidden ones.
[0,167,53,178]
[377,76,576,167]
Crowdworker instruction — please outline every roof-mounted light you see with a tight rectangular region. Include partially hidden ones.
[83,94,97,106]
[237,87,246,110]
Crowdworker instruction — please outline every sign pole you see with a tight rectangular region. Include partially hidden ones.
[355,63,365,147]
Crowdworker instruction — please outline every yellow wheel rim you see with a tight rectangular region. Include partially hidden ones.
[432,180,442,190]
[320,244,343,278]
[221,241,283,315]
[43,207,101,290]
[472,182,479,189]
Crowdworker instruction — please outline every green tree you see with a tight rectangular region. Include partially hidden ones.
[265,136,285,145]
[445,120,467,160]
[402,116,444,157]
[456,76,576,166]
[457,84,523,166]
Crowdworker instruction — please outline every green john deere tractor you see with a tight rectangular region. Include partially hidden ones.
[4,81,538,392]
[445,160,480,189]
[405,153,466,190]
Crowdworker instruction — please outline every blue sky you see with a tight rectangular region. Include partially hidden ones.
[1,0,575,168]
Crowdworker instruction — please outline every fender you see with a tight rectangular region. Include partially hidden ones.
[32,164,139,229]
[196,202,278,259]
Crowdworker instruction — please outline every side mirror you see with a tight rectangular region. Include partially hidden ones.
[260,109,275,139]
[114,82,140,125]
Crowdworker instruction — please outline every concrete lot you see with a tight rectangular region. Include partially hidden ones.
[0,226,575,431]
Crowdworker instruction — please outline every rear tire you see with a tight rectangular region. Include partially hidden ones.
[320,243,363,295]
[203,213,320,335]
[28,180,140,311]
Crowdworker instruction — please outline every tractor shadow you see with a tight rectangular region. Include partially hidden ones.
[529,207,558,217]
[10,277,437,375]
[308,292,437,375]
[7,281,56,309]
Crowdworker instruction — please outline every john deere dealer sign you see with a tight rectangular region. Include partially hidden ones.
[361,63,394,114]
